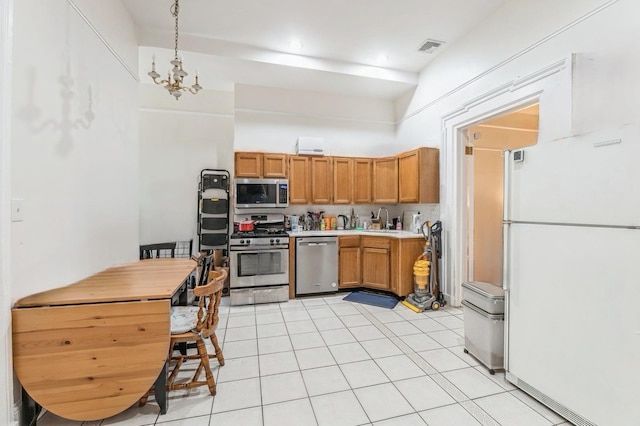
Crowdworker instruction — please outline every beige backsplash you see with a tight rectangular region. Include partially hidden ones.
[234,203,440,230]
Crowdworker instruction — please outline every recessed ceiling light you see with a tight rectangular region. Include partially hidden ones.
[377,54,389,64]
[289,40,304,51]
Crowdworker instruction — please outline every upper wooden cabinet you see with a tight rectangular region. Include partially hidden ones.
[263,153,288,178]
[288,155,310,204]
[234,152,287,178]
[353,158,372,204]
[236,147,439,205]
[310,157,332,204]
[373,157,398,203]
[333,157,353,204]
[398,147,439,203]
[234,152,263,178]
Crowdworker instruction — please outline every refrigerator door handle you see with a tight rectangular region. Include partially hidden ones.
[502,150,512,373]
[502,150,512,293]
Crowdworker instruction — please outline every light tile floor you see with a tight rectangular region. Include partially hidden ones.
[38,294,572,426]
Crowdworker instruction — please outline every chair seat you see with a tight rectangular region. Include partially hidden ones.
[170,306,201,334]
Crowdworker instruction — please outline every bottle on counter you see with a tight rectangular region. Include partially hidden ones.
[396,216,402,230]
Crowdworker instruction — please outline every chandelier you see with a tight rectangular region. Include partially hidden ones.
[147,0,201,100]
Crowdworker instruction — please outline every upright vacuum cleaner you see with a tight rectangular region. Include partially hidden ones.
[402,220,446,312]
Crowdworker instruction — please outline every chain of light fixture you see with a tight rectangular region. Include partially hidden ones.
[148,0,202,100]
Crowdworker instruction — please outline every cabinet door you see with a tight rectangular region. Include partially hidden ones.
[394,238,425,297]
[311,157,332,204]
[353,158,372,204]
[339,247,361,288]
[373,157,398,203]
[333,157,353,204]
[398,147,440,203]
[235,152,263,178]
[289,156,310,204]
[361,247,390,290]
[398,150,420,203]
[263,153,288,178]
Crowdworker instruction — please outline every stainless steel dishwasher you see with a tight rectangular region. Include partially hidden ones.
[296,237,339,295]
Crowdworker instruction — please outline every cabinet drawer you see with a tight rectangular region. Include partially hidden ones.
[361,237,390,250]
[339,236,360,248]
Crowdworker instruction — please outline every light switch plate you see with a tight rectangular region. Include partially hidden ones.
[11,198,24,222]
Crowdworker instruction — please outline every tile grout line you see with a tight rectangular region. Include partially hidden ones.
[351,302,502,425]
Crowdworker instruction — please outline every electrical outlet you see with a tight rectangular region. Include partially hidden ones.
[11,199,24,222]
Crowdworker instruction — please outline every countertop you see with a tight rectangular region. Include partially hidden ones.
[288,229,425,239]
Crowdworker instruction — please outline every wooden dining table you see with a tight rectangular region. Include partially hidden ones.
[11,258,197,422]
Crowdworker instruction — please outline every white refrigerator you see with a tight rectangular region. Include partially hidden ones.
[502,127,640,426]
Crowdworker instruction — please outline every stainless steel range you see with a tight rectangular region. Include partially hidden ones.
[229,213,289,305]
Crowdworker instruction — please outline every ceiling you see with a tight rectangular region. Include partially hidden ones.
[123,0,511,99]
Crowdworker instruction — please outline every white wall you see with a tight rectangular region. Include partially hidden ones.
[11,0,139,301]
[1,0,13,422]
[235,84,399,157]
[138,85,234,246]
[396,0,640,302]
[9,1,139,418]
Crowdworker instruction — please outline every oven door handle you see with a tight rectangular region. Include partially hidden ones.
[230,246,289,252]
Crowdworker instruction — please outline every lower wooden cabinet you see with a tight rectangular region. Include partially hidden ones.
[339,235,361,288]
[361,237,391,290]
[338,235,424,296]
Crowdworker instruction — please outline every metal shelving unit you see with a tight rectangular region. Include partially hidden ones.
[197,169,230,255]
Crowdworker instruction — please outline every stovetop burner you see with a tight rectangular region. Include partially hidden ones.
[231,230,289,239]
[232,213,287,239]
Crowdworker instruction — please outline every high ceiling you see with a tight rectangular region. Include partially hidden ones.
[123,0,511,99]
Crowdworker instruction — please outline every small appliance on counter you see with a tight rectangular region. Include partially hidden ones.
[404,211,423,234]
[461,281,505,374]
[229,213,289,305]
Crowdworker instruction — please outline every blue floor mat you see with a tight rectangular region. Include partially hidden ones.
[343,291,399,309]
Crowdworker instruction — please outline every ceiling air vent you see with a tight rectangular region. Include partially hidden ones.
[418,39,444,54]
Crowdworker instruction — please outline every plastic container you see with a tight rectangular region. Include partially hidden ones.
[462,281,505,314]
[462,299,504,372]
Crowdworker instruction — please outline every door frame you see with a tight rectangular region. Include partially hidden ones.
[439,54,574,306]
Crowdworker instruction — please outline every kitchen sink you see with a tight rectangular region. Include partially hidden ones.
[365,229,401,234]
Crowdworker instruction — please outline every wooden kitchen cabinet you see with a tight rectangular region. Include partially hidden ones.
[339,236,361,288]
[333,157,353,204]
[398,147,439,203]
[353,158,372,204]
[235,152,288,178]
[373,157,398,203]
[234,152,263,178]
[289,155,310,204]
[361,237,391,290]
[263,153,288,178]
[392,237,426,297]
[310,157,332,204]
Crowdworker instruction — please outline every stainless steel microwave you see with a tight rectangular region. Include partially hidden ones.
[234,178,289,208]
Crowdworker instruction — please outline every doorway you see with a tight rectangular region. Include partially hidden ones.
[465,104,539,285]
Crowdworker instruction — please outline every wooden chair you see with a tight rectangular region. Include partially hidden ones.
[166,268,227,395]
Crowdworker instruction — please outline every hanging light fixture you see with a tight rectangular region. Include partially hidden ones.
[148,0,201,100]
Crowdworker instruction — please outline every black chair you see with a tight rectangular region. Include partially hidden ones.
[139,242,177,260]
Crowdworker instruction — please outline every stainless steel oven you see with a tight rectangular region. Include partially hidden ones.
[229,214,290,305]
[230,244,288,288]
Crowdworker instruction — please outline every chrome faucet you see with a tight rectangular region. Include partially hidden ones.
[377,207,391,230]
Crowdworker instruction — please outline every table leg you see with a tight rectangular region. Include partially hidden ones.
[20,387,41,426]
[154,360,169,415]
